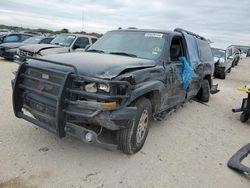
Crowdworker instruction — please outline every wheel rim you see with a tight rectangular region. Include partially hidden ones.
[136,109,149,144]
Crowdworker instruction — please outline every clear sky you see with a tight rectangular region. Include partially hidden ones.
[0,0,250,49]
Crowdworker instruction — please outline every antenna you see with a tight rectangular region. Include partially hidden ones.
[82,10,84,32]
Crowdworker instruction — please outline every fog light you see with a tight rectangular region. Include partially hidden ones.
[85,132,94,142]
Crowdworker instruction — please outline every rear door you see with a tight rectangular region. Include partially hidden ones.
[182,33,203,98]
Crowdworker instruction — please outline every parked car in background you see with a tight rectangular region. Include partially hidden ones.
[247,49,250,57]
[0,33,34,44]
[226,46,240,67]
[16,34,98,59]
[212,48,233,79]
[0,36,54,60]
[12,28,219,154]
[21,31,43,36]
[0,29,10,36]
[239,49,247,59]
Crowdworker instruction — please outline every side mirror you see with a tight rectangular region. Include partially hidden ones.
[84,44,91,51]
[228,56,234,60]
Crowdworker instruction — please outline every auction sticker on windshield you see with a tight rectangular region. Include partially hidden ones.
[145,33,163,38]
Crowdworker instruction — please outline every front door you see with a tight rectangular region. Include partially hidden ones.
[165,36,186,108]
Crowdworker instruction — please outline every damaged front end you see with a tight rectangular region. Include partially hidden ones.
[12,57,136,149]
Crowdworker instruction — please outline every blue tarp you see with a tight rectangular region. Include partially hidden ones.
[182,32,200,68]
[178,32,201,89]
[179,56,194,89]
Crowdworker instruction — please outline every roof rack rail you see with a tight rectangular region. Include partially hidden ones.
[127,27,137,29]
[174,28,207,41]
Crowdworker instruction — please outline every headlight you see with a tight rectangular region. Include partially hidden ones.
[98,83,110,93]
[85,83,97,93]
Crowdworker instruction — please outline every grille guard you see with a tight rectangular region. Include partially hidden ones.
[12,57,131,138]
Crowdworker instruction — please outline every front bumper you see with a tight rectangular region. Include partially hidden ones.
[0,48,15,59]
[12,58,133,148]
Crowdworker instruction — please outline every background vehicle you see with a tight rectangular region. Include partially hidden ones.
[17,34,98,58]
[12,28,217,154]
[226,46,240,67]
[212,48,233,79]
[0,36,54,60]
[0,33,34,44]
[0,29,10,36]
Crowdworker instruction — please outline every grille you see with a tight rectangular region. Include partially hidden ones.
[20,49,34,57]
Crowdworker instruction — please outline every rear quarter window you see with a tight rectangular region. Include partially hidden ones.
[91,38,98,44]
[21,35,32,41]
[197,39,213,62]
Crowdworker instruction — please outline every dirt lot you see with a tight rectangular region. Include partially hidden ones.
[0,57,250,188]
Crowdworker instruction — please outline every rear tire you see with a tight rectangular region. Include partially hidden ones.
[117,97,152,154]
[196,79,210,103]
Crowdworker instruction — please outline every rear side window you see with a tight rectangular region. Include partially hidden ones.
[3,35,19,42]
[91,38,97,44]
[74,37,89,48]
[197,39,213,62]
[21,35,32,41]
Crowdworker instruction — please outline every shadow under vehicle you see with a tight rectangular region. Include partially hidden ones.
[211,48,233,79]
[0,36,54,60]
[12,28,218,154]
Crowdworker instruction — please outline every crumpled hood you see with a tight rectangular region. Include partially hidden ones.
[20,44,61,53]
[0,42,24,49]
[28,52,156,79]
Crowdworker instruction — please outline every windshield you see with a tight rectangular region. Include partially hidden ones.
[23,37,42,44]
[212,48,225,58]
[88,31,166,60]
[50,35,76,47]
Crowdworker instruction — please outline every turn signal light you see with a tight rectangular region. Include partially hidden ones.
[101,102,117,109]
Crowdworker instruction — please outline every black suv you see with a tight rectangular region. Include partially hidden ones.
[12,28,217,154]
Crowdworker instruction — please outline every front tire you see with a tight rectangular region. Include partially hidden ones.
[117,97,152,154]
[240,112,250,123]
[196,79,210,103]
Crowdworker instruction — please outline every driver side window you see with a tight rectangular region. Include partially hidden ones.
[170,37,184,61]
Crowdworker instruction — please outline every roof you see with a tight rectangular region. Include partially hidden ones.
[110,28,178,35]
[110,28,208,41]
[62,33,98,38]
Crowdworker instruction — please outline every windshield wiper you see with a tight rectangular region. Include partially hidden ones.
[109,52,137,57]
[87,49,105,53]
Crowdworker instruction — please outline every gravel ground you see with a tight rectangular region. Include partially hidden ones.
[0,57,250,188]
